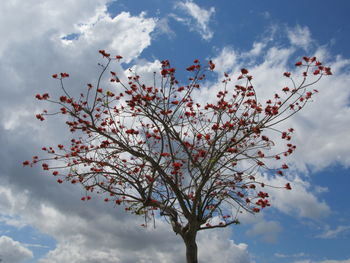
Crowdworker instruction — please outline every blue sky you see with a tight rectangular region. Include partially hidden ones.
[0,0,350,262]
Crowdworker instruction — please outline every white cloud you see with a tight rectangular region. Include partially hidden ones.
[0,3,156,134]
[288,60,350,171]
[197,229,253,263]
[261,175,330,219]
[0,236,33,263]
[175,1,215,40]
[247,42,266,57]
[287,25,312,50]
[154,17,176,38]
[314,186,329,194]
[64,10,156,63]
[246,220,282,243]
[0,0,109,56]
[0,184,253,263]
[316,225,350,239]
[127,59,163,86]
[212,46,238,75]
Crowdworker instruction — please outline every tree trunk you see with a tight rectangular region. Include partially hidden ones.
[184,232,198,263]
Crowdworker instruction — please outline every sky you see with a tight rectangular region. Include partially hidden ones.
[0,0,350,262]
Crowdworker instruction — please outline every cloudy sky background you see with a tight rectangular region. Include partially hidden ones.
[0,0,350,262]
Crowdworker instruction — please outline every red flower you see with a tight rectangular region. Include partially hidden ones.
[212,123,219,130]
[36,114,45,121]
[126,129,139,135]
[208,60,215,71]
[241,68,249,74]
[295,61,302,66]
[116,55,123,61]
[177,86,185,92]
[261,135,269,141]
[282,87,290,93]
[23,160,30,166]
[324,67,332,75]
[186,65,196,71]
[276,170,284,176]
[283,72,291,77]
[60,72,69,78]
[172,162,182,170]
[257,191,269,198]
[285,183,292,190]
[227,148,237,153]
[99,50,110,57]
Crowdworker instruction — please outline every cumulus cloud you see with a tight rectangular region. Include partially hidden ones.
[259,175,330,219]
[174,0,215,40]
[0,184,181,263]
[0,0,109,55]
[0,2,156,135]
[0,236,33,263]
[61,10,156,63]
[197,229,253,263]
[212,46,238,75]
[0,183,254,263]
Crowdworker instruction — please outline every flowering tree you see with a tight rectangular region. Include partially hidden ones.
[25,51,331,263]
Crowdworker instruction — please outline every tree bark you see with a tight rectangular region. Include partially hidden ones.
[184,232,198,263]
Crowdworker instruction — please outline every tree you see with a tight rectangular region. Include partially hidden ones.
[25,51,331,263]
